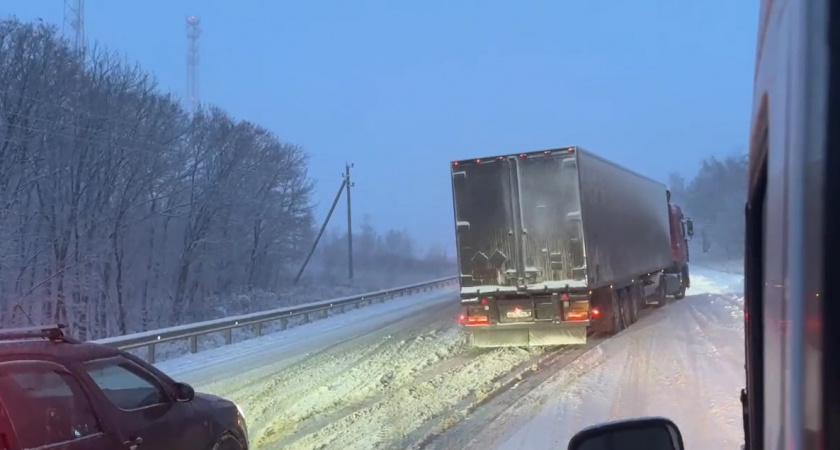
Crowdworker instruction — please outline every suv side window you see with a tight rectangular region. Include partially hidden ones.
[0,360,102,449]
[83,358,168,411]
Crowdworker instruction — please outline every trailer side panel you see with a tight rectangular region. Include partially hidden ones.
[576,149,673,287]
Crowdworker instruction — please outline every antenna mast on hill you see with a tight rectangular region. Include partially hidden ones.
[63,0,86,56]
[186,16,202,112]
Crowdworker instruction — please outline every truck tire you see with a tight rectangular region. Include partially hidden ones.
[674,285,686,300]
[609,288,625,334]
[628,285,640,324]
[619,288,635,326]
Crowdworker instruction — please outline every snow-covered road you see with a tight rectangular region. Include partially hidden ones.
[447,267,746,450]
[154,267,745,450]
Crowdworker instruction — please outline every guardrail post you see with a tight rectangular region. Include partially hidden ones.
[148,343,156,364]
[302,312,310,324]
[280,317,288,330]
[257,322,263,336]
[223,328,232,345]
[189,336,198,354]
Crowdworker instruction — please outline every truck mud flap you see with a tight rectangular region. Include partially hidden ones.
[467,326,587,348]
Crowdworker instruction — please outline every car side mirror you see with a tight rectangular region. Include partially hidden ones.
[686,219,695,239]
[567,417,685,450]
[173,382,195,402]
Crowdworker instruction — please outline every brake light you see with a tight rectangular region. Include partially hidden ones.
[467,315,489,325]
[591,307,601,319]
[567,311,588,321]
[458,313,467,324]
[480,297,489,306]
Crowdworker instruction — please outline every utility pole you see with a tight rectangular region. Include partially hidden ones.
[345,162,355,281]
[293,163,356,284]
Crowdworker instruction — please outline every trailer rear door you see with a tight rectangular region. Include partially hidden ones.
[516,150,587,288]
[451,158,524,291]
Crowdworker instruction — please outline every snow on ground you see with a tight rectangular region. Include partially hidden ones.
[153,285,541,449]
[461,266,746,450]
[152,264,746,449]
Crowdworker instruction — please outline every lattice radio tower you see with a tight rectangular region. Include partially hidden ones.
[186,16,202,112]
[63,0,85,56]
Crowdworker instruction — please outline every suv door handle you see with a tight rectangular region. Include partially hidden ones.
[124,436,143,450]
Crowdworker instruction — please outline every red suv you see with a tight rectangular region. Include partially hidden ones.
[0,325,248,450]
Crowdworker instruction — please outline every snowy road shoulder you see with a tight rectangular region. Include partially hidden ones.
[155,287,459,386]
[460,268,746,450]
[152,285,559,449]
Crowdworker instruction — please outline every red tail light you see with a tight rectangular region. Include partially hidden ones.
[591,307,601,319]
[480,297,489,306]
[567,311,588,321]
[467,315,489,325]
[458,306,489,326]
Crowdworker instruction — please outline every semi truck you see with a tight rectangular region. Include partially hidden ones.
[451,146,694,348]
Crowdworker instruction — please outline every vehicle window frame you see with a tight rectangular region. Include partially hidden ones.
[0,359,107,449]
[81,356,173,412]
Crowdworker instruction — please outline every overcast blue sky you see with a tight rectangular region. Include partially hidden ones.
[4,0,758,252]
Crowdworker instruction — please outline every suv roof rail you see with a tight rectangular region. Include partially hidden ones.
[0,324,70,343]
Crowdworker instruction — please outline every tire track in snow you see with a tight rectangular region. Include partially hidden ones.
[422,337,608,450]
[243,300,464,446]
[266,344,549,450]
[256,326,471,448]
[607,330,653,419]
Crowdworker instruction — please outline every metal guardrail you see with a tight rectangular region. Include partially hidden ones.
[92,276,458,363]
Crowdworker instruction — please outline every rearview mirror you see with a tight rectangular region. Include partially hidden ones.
[685,219,695,239]
[567,417,685,450]
[173,382,195,402]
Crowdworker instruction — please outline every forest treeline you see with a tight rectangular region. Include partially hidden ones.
[669,154,748,261]
[0,18,452,338]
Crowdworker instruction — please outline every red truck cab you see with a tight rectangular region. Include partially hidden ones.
[664,190,693,299]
